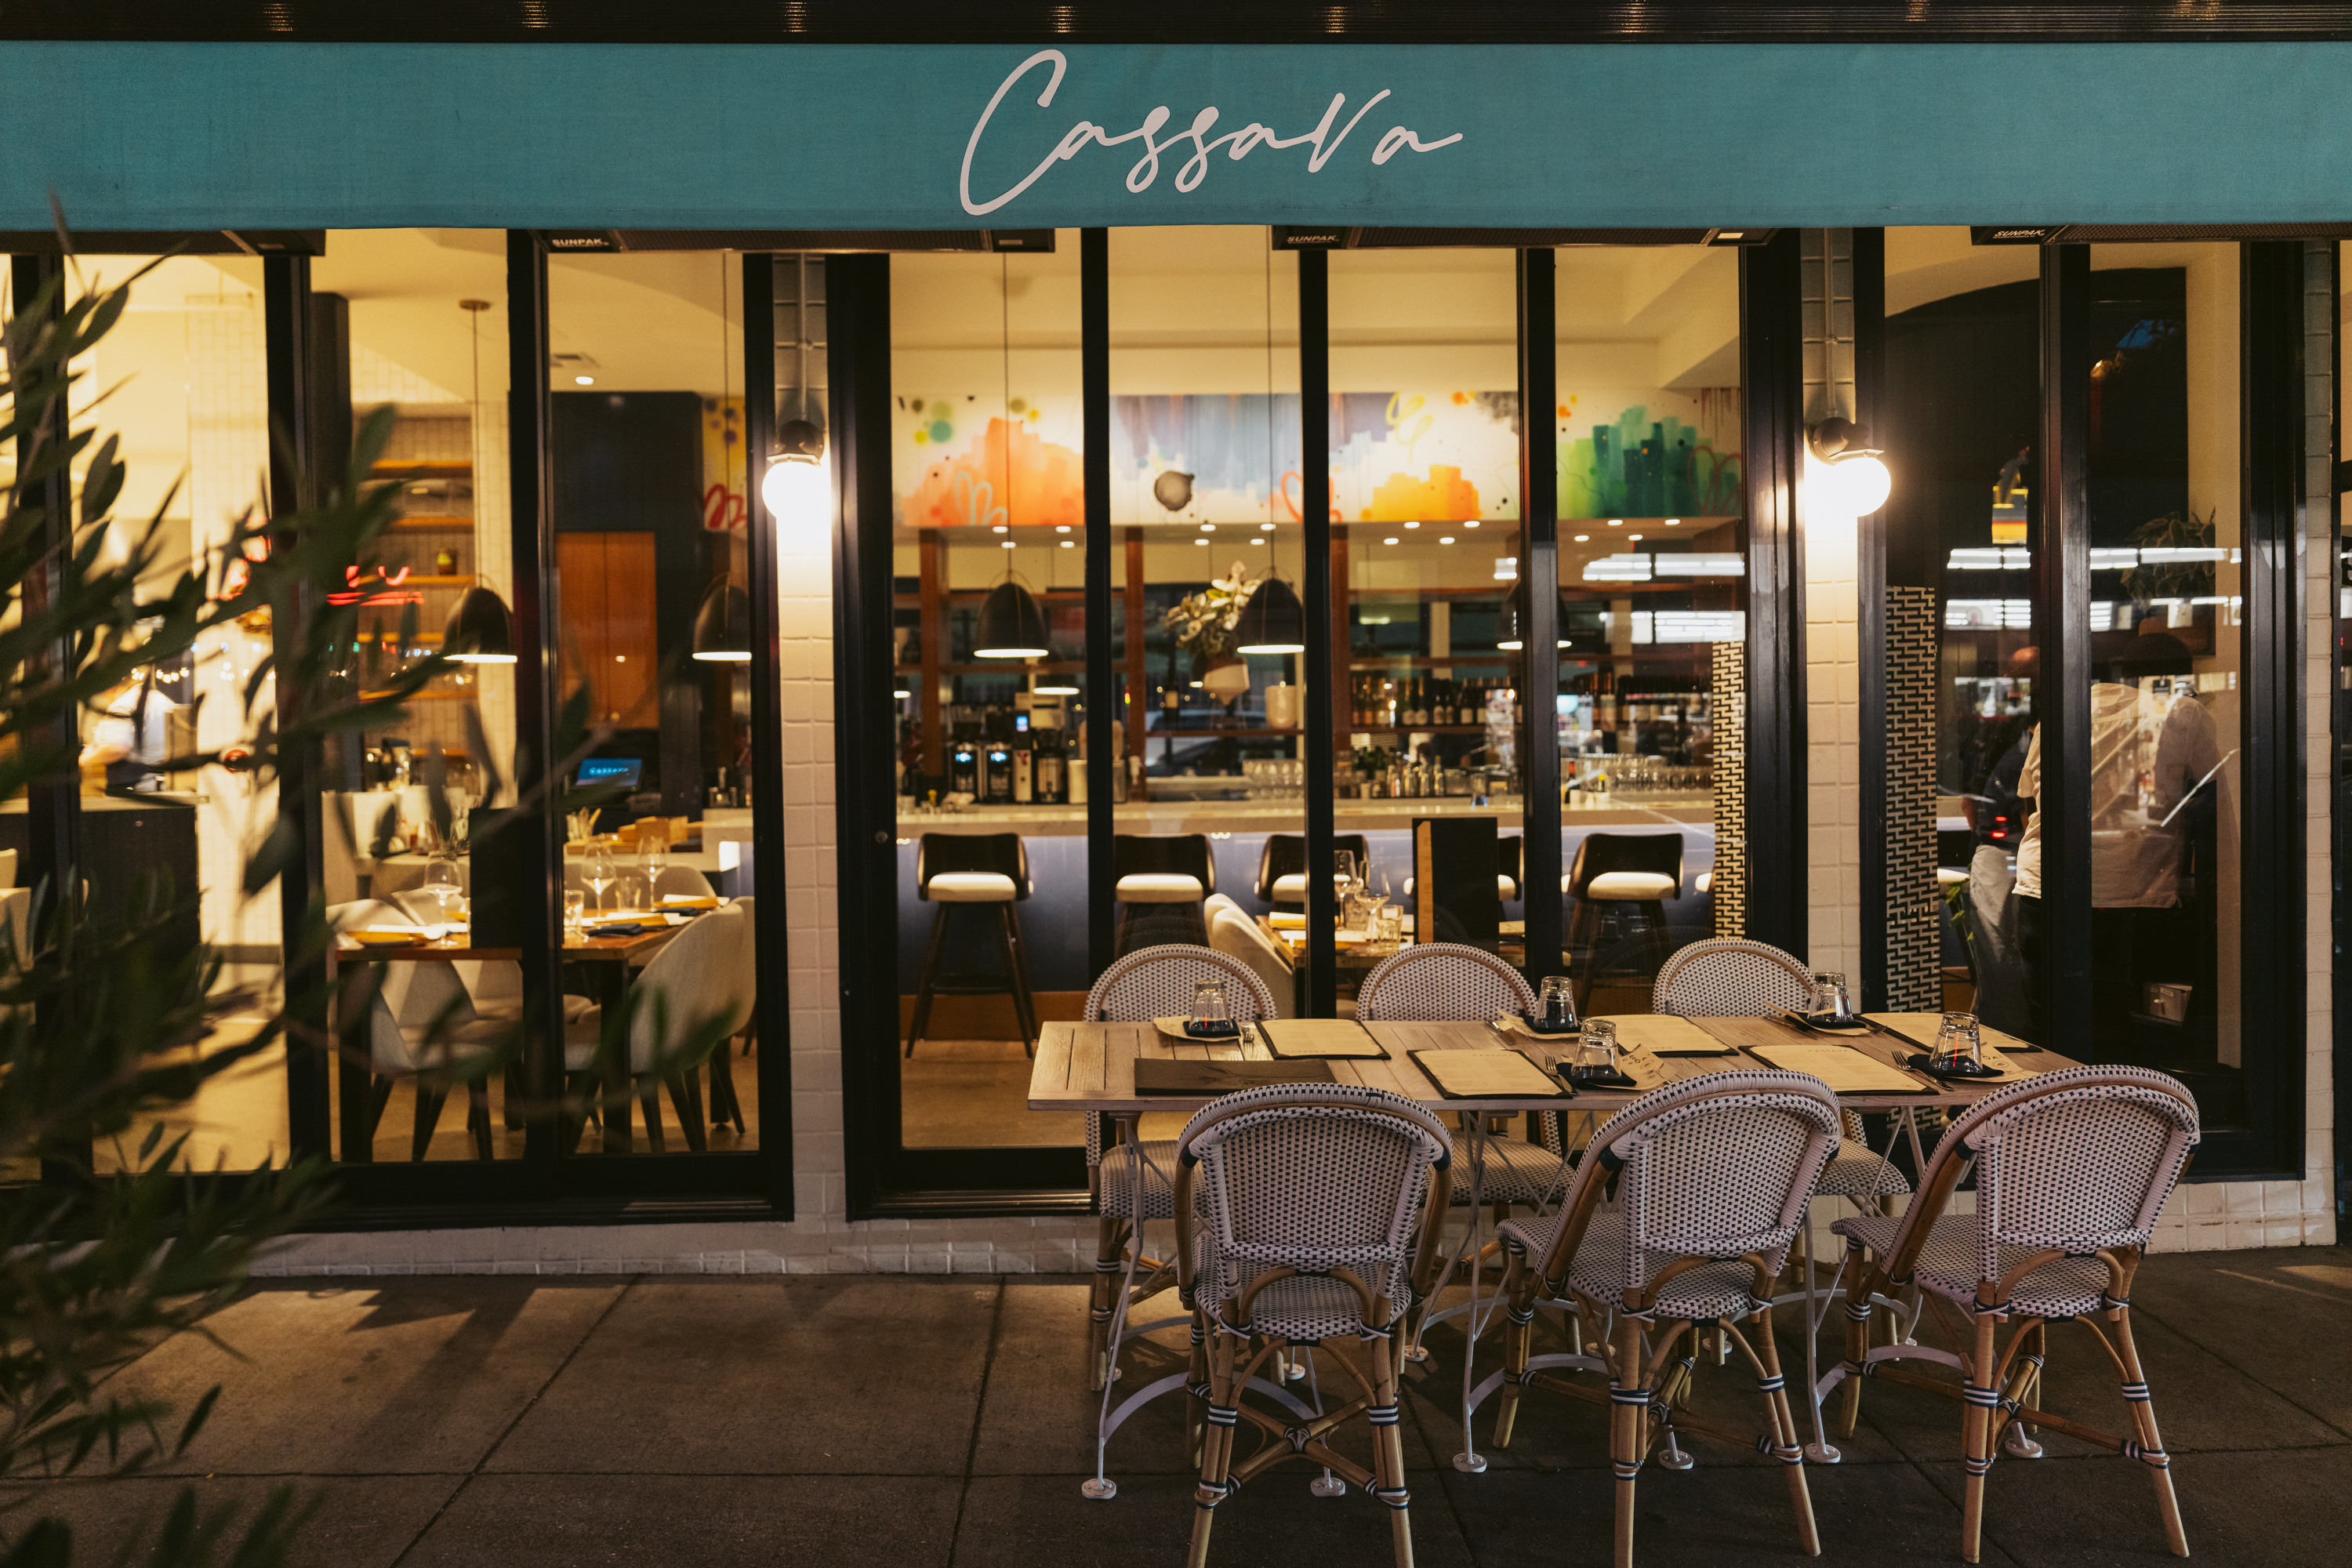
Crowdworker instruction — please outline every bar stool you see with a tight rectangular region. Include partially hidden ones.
[1563,830,1682,1010]
[906,833,1039,1058]
[1404,834,1524,902]
[1110,833,1214,956]
[1250,832,1370,906]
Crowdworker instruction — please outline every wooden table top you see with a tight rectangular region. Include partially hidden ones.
[1027,1012,2082,1119]
[333,920,684,965]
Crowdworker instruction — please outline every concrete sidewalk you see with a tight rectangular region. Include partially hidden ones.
[18,1246,2350,1566]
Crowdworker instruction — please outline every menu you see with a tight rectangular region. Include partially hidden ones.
[1258,1019,1388,1059]
[1743,1043,1935,1094]
[1409,1048,1567,1100]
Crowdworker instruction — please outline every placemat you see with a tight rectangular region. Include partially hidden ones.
[1133,1060,1336,1096]
[1864,1012,2045,1055]
[1592,1014,1736,1056]
[1258,1019,1386,1059]
[1408,1048,1567,1100]
[1744,1043,1936,1094]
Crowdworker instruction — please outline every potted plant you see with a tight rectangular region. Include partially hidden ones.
[1164,561,1265,702]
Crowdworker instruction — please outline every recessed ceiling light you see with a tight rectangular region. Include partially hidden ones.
[1384,536,1400,546]
[1200,523,1214,532]
[1001,540,1015,549]
[1607,519,1623,527]
[1403,521,1419,530]
[1664,518,1681,526]
[1193,538,1208,546]
[1059,539,1075,548]
[1439,536,1456,545]
[993,524,1008,534]
[1250,536,1266,545]
[1629,533,1645,541]
[575,376,594,386]
[1573,533,1591,543]
[1054,524,1071,533]
[892,689,911,699]
[1464,521,1479,528]
[1259,522,1275,532]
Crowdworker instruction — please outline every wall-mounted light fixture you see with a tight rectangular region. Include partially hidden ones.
[761,416,830,536]
[1805,416,1893,519]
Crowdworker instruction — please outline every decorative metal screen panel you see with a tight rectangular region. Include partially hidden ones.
[1884,586,1941,1008]
[1712,639,1747,938]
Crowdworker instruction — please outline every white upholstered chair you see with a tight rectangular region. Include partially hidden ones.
[562,903,755,1153]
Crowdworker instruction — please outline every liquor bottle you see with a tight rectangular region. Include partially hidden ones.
[1406,677,1425,727]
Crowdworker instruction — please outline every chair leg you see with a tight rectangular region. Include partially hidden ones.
[905,903,950,1057]
[411,1083,449,1162]
[1838,1251,1875,1439]
[1752,1304,1819,1555]
[1961,1309,2002,1563]
[467,1082,494,1161]
[2114,1308,2189,1556]
[1372,1333,1414,1568]
[1187,1330,1238,1568]
[1611,1312,1646,1568]
[1001,904,1040,1056]
[1088,1216,1127,1392]
[709,1040,746,1134]
[1493,1251,1537,1448]
[666,1072,708,1152]
[638,1078,667,1154]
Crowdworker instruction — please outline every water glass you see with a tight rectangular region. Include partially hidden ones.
[1933,1012,1984,1073]
[1191,978,1230,1030]
[1376,902,1403,944]
[1333,849,1359,898]
[1537,974,1577,1029]
[562,891,586,938]
[1810,971,1854,1020]
[1571,1019,1621,1083]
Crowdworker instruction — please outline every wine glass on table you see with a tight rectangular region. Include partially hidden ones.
[581,845,616,916]
[641,828,670,905]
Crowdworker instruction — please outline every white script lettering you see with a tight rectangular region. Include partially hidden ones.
[959,49,1465,216]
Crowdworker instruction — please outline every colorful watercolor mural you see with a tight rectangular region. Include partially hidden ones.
[893,384,1738,528]
[1556,388,1741,520]
[701,395,748,531]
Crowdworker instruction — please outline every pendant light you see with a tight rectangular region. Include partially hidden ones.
[1233,575,1306,655]
[974,577,1051,659]
[691,575,751,662]
[444,586,517,663]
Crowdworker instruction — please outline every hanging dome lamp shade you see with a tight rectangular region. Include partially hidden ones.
[443,586,517,664]
[1233,575,1307,655]
[973,579,1051,659]
[691,576,752,662]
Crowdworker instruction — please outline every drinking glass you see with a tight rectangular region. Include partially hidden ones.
[641,830,670,891]
[1809,971,1853,1020]
[1933,1011,1984,1073]
[581,846,615,912]
[1376,902,1403,944]
[1571,1019,1621,1083]
[562,891,586,939]
[1191,978,1230,1031]
[420,855,463,924]
[1537,974,1577,1030]
[1333,849,1359,898]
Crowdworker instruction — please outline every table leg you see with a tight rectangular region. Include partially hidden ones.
[596,963,632,1154]
[1454,1112,1490,1474]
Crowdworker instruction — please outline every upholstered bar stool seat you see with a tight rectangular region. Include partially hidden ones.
[1112,833,1216,956]
[1563,830,1684,1010]
[907,833,1038,1059]
[1252,831,1370,908]
[929,870,1020,902]
[1582,869,1678,900]
[1113,873,1203,902]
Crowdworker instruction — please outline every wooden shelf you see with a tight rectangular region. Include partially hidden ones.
[1347,724,1495,735]
[897,661,1083,676]
[373,461,472,481]
[388,514,474,531]
[1148,727,1302,740]
[1349,655,1512,669]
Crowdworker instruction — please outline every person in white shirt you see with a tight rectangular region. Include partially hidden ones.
[78,667,181,795]
[2010,630,2224,1047]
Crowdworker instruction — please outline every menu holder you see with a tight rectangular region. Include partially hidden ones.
[1592,1014,1735,1056]
[1865,1011,2045,1055]
[1408,1048,1567,1101]
[1745,1043,1936,1095]
[1258,1019,1387,1059]
[1134,1059,1337,1097]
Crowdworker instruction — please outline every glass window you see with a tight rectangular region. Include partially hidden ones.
[1325,245,1519,992]
[543,245,757,1158]
[1554,246,1744,1011]
[890,240,1088,1150]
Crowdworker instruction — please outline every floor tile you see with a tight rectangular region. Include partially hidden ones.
[1,1474,462,1568]
[104,1279,624,1475]
[399,1474,960,1568]
[953,1469,1475,1568]
[488,1276,997,1475]
[2128,1247,2352,1439]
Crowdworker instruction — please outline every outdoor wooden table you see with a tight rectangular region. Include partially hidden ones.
[1028,1011,2084,1476]
[332,919,684,1154]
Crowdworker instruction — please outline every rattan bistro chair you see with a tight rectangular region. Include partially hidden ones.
[1486,1070,1842,1568]
[1175,1084,1454,1568]
[1826,1066,2201,1563]
[1083,946,1279,1392]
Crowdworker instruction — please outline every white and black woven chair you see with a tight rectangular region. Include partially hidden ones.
[1174,1083,1454,1568]
[1484,1069,1841,1568]
[1827,1065,2200,1563]
[1083,945,1279,1392]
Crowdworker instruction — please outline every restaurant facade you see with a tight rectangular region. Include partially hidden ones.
[1,7,2344,1271]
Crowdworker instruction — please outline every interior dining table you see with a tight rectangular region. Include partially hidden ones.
[331,916,685,1155]
[1028,1008,2083,1486]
